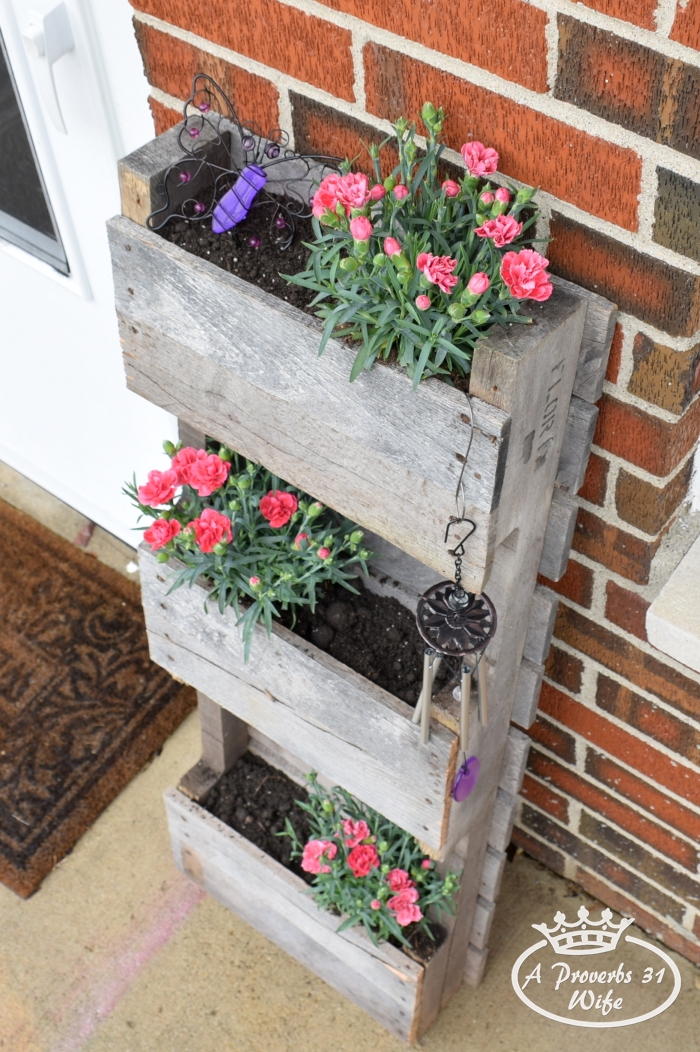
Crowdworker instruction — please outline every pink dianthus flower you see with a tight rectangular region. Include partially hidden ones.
[500,249,553,302]
[416,252,459,294]
[474,214,522,248]
[301,839,337,874]
[461,141,499,176]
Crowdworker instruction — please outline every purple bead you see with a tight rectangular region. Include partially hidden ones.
[211,164,268,234]
[452,756,480,801]
[265,141,280,159]
[198,101,211,112]
[274,215,287,230]
[241,135,255,151]
[193,202,206,214]
[248,236,261,249]
[188,126,200,138]
[178,170,192,184]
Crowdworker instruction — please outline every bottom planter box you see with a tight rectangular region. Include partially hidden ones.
[165,775,452,1044]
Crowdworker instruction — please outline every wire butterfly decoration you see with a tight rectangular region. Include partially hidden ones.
[146,73,342,249]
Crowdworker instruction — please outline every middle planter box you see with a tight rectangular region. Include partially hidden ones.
[140,544,459,854]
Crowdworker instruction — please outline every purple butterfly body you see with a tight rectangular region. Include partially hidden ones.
[452,756,480,801]
[212,164,267,233]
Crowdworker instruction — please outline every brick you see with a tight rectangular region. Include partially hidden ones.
[548,214,700,338]
[521,772,569,822]
[545,645,583,694]
[135,23,280,133]
[573,0,656,30]
[615,460,693,535]
[291,94,393,176]
[528,713,577,764]
[538,560,594,608]
[578,451,609,506]
[596,674,700,763]
[654,169,700,265]
[521,804,686,921]
[586,748,700,844]
[629,332,700,416]
[605,323,623,385]
[595,395,700,479]
[316,0,548,92]
[572,509,660,585]
[539,682,700,804]
[529,748,699,872]
[363,44,642,230]
[580,811,700,906]
[556,17,700,162]
[572,868,700,966]
[671,0,700,52]
[556,604,700,719]
[148,95,181,135]
[510,825,566,874]
[131,0,355,101]
[604,580,649,641]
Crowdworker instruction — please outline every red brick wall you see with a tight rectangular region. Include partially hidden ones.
[127,0,700,963]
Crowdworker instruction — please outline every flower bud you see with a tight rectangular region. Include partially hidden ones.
[421,858,433,869]
[163,440,177,457]
[442,179,460,198]
[370,899,381,910]
[350,215,373,241]
[156,552,169,563]
[378,840,389,853]
[228,499,241,512]
[294,532,309,550]
[447,303,466,321]
[393,184,409,201]
[383,236,402,257]
[322,800,334,813]
[383,176,396,192]
[491,199,508,216]
[369,183,386,201]
[475,212,488,225]
[479,192,494,206]
[238,477,252,490]
[470,309,491,325]
[249,575,261,588]
[308,501,324,518]
[318,547,331,559]
[416,294,431,311]
[467,272,490,295]
[421,101,437,124]
[515,185,537,204]
[495,187,510,203]
[350,529,363,544]
[213,542,228,555]
[372,253,386,267]
[339,256,359,272]
[358,549,370,559]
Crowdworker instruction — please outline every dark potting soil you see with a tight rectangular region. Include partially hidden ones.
[280,576,451,706]
[204,751,445,963]
[158,196,318,313]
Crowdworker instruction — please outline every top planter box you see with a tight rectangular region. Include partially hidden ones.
[109,125,611,590]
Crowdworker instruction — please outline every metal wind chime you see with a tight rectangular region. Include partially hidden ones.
[413,398,497,801]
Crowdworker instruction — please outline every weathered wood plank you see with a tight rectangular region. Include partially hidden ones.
[478,846,507,902]
[522,584,559,666]
[556,397,599,494]
[166,787,439,1043]
[550,275,617,404]
[198,692,249,773]
[498,727,531,797]
[487,788,518,854]
[469,896,496,951]
[141,547,459,852]
[538,487,579,582]
[510,658,545,730]
[178,418,206,450]
[464,943,489,987]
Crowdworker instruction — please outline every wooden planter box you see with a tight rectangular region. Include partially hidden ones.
[108,122,598,591]
[165,781,451,1044]
[141,544,459,854]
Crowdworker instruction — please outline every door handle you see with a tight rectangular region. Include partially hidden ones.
[22,3,74,134]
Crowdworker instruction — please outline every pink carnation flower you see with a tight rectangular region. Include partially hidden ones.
[189,508,232,553]
[369,183,386,201]
[188,451,230,497]
[171,446,199,485]
[337,172,371,213]
[474,214,522,248]
[249,576,261,587]
[301,839,337,875]
[461,141,499,176]
[501,249,553,302]
[387,868,415,892]
[138,469,178,507]
[495,187,511,203]
[393,184,409,200]
[347,843,379,877]
[416,252,459,294]
[415,294,431,311]
[479,191,494,206]
[342,818,371,848]
[388,887,423,927]
[371,899,381,910]
[143,517,181,550]
[383,236,402,257]
[421,859,433,870]
[349,215,373,241]
[442,179,460,197]
[317,547,331,560]
[312,173,343,220]
[467,272,490,295]
[259,490,298,528]
[294,531,309,549]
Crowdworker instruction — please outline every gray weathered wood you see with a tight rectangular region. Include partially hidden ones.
[178,418,206,450]
[198,692,249,773]
[498,727,531,797]
[538,487,579,581]
[469,896,496,951]
[522,584,560,666]
[478,846,507,902]
[550,274,617,403]
[487,788,518,854]
[510,658,545,730]
[464,943,489,987]
[178,759,220,803]
[556,396,599,494]
[166,786,450,1043]
[140,546,459,853]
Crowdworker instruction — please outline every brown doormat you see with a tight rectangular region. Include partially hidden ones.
[0,499,196,897]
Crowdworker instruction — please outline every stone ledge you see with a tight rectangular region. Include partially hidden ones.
[647,533,700,674]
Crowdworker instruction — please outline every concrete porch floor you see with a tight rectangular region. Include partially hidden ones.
[1,462,698,1051]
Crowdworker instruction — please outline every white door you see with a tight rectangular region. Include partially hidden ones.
[0,0,176,545]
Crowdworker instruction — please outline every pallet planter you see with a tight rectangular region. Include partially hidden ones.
[165,773,450,1044]
[110,120,617,1023]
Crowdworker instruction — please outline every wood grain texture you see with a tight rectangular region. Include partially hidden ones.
[464,943,489,987]
[478,846,507,902]
[522,584,560,666]
[510,657,545,730]
[550,274,617,404]
[165,786,449,1043]
[469,896,496,950]
[140,546,459,853]
[487,788,518,855]
[498,727,531,797]
[556,397,599,494]
[198,692,249,773]
[538,488,579,581]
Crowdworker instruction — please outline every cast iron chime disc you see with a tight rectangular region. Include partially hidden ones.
[415,581,497,657]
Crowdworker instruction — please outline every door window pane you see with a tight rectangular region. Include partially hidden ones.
[0,32,68,273]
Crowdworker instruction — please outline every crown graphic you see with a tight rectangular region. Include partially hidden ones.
[532,906,634,956]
